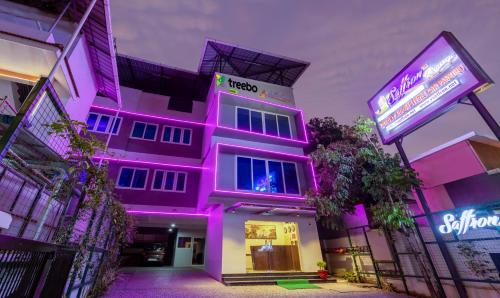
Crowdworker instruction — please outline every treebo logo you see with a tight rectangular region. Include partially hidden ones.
[215,74,225,87]
[228,78,258,93]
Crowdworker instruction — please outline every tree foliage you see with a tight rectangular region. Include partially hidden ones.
[306,116,420,230]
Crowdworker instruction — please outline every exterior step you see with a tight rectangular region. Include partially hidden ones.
[222,271,318,278]
[222,272,336,286]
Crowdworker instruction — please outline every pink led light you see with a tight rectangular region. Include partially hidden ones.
[215,92,221,126]
[299,111,309,143]
[218,91,302,112]
[217,125,309,145]
[309,160,318,191]
[127,210,209,217]
[218,143,310,160]
[214,143,220,190]
[93,156,206,170]
[91,105,206,126]
[214,189,306,201]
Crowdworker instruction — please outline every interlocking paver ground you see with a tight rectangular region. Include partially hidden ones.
[104,267,411,298]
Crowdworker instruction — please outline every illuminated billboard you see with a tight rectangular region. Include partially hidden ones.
[368,31,493,144]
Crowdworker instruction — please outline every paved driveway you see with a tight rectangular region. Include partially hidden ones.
[104,267,410,298]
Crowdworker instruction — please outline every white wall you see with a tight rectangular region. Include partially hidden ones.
[221,212,322,274]
[173,229,205,267]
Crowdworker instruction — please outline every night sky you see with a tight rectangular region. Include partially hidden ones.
[110,0,500,159]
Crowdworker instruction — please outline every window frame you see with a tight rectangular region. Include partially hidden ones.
[151,169,188,193]
[115,167,149,190]
[86,112,123,135]
[235,106,293,139]
[129,121,159,141]
[160,125,192,146]
[235,155,301,195]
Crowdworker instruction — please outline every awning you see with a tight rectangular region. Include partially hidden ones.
[225,202,316,217]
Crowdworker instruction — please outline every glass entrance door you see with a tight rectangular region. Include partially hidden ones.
[245,221,301,272]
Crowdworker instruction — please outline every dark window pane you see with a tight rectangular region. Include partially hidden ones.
[111,118,121,134]
[264,113,278,136]
[268,161,284,193]
[97,115,110,132]
[252,159,267,192]
[250,111,263,133]
[176,173,186,191]
[86,113,98,130]
[165,172,175,190]
[277,115,291,139]
[153,171,164,190]
[132,169,148,188]
[132,122,145,138]
[237,157,252,190]
[144,124,157,140]
[182,129,191,144]
[237,108,250,131]
[118,168,134,187]
[163,126,172,142]
[178,237,191,248]
[173,128,182,143]
[283,163,299,194]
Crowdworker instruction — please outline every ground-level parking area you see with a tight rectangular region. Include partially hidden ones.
[104,267,410,298]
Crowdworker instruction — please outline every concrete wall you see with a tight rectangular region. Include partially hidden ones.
[205,204,224,281]
[108,163,201,208]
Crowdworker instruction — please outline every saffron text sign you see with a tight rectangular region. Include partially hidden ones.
[438,209,500,236]
[368,31,493,144]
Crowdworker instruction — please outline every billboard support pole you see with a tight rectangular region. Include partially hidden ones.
[467,92,500,140]
[395,138,467,298]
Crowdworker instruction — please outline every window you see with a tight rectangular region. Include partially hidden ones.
[236,156,300,195]
[86,112,122,134]
[131,121,158,141]
[116,167,148,189]
[178,237,192,248]
[151,170,187,192]
[236,107,292,139]
[161,125,192,145]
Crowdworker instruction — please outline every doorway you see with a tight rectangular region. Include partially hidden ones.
[245,220,301,272]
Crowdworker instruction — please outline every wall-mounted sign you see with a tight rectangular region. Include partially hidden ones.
[438,209,500,236]
[214,73,295,105]
[368,31,493,144]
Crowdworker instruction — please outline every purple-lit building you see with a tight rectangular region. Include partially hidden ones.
[88,42,323,281]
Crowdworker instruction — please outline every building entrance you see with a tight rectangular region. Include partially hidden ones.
[245,220,301,272]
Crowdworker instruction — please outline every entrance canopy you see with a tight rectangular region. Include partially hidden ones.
[226,202,316,217]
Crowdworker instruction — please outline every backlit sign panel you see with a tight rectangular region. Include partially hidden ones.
[368,31,493,144]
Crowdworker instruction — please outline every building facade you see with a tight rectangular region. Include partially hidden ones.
[89,43,323,280]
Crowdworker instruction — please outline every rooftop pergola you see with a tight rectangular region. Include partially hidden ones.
[198,39,310,87]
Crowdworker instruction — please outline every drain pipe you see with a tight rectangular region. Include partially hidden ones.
[32,165,67,241]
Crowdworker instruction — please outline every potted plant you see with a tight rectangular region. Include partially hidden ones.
[316,260,328,280]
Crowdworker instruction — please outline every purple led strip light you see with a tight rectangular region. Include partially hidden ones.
[217,143,310,160]
[213,143,315,200]
[93,156,206,170]
[215,91,309,143]
[91,105,206,126]
[127,210,209,217]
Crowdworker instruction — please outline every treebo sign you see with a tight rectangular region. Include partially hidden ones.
[228,78,258,93]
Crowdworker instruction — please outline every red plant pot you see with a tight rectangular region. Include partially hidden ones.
[317,269,329,280]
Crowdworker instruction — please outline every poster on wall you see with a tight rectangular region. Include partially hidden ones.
[367,31,493,145]
[245,224,277,239]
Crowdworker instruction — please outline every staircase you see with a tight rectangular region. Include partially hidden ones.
[222,272,337,286]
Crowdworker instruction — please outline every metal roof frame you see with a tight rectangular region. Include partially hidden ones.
[198,39,310,87]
